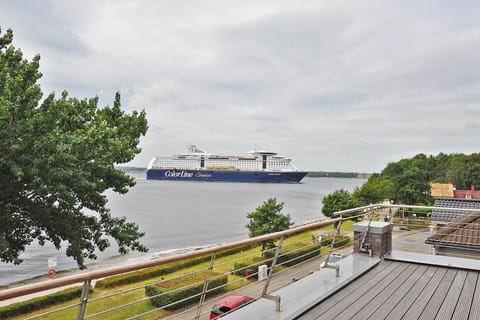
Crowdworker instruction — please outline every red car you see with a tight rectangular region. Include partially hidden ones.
[210,295,255,319]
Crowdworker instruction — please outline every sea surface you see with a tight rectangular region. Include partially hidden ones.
[0,174,365,287]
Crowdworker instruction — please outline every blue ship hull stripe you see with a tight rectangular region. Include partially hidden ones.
[146,169,307,183]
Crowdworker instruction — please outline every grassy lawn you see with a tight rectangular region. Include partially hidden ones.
[6,225,353,320]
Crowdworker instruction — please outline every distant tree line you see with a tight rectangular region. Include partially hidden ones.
[116,166,147,172]
[322,153,480,219]
[307,171,370,178]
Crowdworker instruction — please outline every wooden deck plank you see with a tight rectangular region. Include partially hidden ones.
[468,273,480,320]
[315,262,410,320]
[418,269,458,320]
[303,261,406,320]
[369,265,438,320]
[452,272,478,320]
[298,260,396,320]
[347,264,422,320]
[435,270,468,320]
[383,265,440,320]
[400,267,447,320]
[298,259,480,320]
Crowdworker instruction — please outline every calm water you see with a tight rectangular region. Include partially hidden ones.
[0,175,365,286]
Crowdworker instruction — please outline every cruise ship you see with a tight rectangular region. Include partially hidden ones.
[146,145,307,183]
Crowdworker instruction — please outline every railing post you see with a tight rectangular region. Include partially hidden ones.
[77,279,91,320]
[359,209,375,256]
[194,253,216,320]
[323,219,343,277]
[262,236,284,312]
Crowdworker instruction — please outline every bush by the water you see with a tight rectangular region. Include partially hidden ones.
[0,286,88,319]
[145,272,227,310]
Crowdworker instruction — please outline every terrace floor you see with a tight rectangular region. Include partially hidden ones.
[298,257,480,320]
[221,228,480,320]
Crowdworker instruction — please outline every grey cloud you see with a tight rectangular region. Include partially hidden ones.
[1,0,480,172]
[1,1,88,56]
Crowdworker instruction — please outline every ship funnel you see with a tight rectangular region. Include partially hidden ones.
[187,145,206,153]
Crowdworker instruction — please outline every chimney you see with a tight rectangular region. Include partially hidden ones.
[353,221,392,257]
[471,185,475,191]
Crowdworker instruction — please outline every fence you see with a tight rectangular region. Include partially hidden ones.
[1,203,479,319]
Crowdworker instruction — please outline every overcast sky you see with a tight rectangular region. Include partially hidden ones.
[1,0,479,172]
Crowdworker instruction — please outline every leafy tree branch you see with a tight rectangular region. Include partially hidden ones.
[0,27,149,268]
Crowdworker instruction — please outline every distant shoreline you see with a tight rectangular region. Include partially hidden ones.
[116,166,371,179]
[306,171,371,179]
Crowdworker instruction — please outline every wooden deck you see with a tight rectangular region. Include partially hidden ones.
[298,260,480,320]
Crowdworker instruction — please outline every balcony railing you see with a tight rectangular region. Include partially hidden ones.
[0,204,479,319]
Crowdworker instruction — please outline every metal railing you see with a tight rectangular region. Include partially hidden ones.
[0,215,347,320]
[1,203,479,319]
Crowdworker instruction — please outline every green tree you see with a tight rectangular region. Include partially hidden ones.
[0,28,148,268]
[352,173,394,205]
[246,198,293,256]
[462,163,480,190]
[388,161,432,205]
[322,189,359,232]
[429,152,450,181]
[445,154,467,188]
[357,152,480,207]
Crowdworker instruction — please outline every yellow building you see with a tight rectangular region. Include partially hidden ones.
[430,183,454,198]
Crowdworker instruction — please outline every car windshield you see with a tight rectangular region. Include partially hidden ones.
[211,305,231,315]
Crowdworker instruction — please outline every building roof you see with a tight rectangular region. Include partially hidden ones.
[426,211,480,250]
[430,183,480,199]
[298,256,480,320]
[431,183,454,198]
[454,189,480,200]
[224,252,480,320]
[431,197,480,222]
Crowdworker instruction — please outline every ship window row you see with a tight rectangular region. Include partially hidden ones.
[154,158,200,169]
[204,159,261,169]
[268,160,292,169]
[153,158,292,170]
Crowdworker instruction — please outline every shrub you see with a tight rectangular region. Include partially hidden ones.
[0,286,88,319]
[96,244,254,289]
[96,264,175,289]
[145,273,227,310]
[233,256,271,278]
